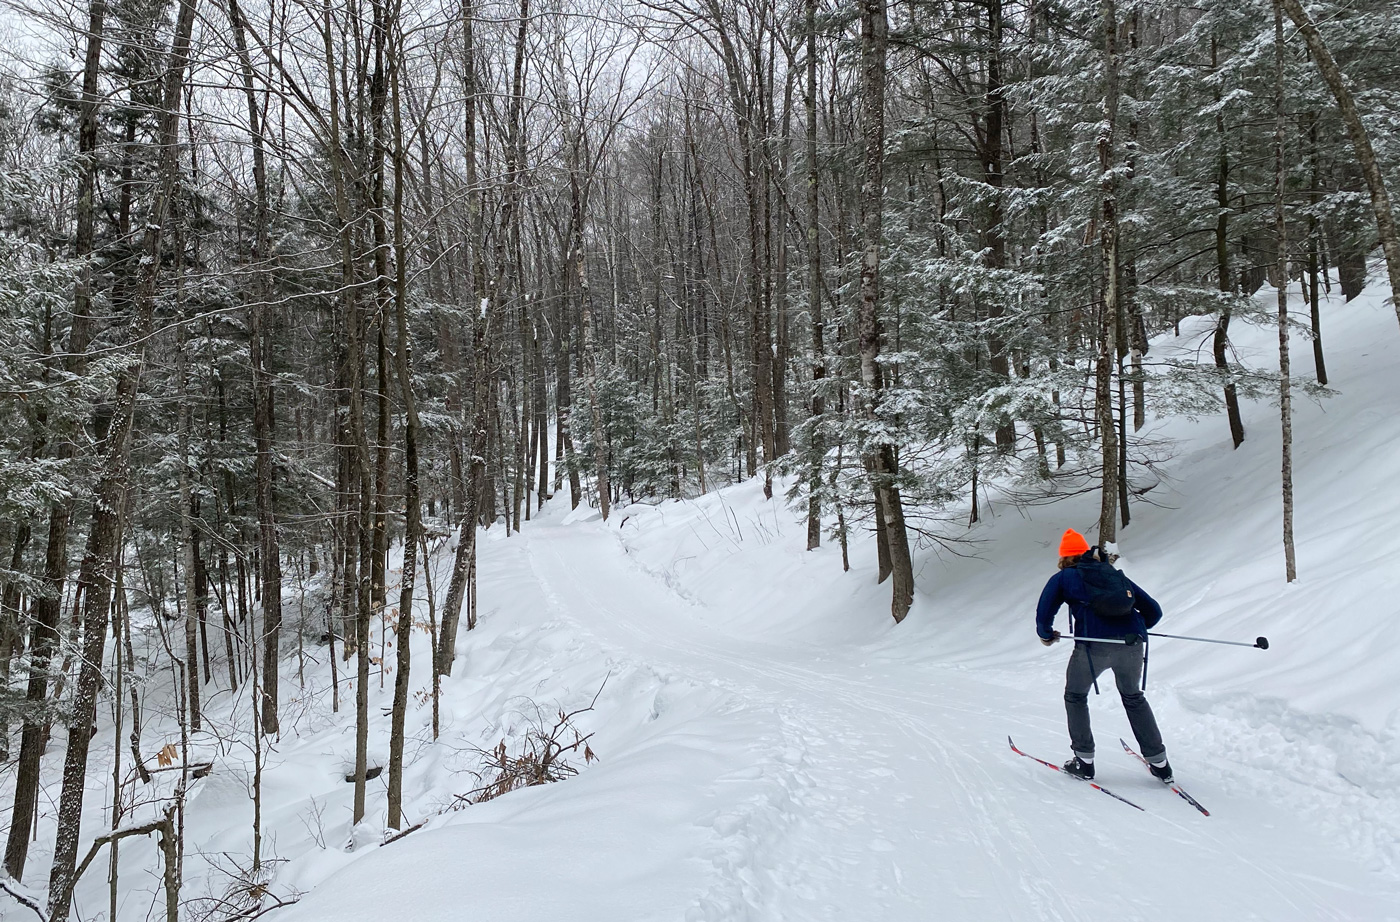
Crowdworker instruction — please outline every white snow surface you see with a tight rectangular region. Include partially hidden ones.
[6,275,1400,921]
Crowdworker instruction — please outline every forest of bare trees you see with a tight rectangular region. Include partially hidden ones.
[0,0,1397,915]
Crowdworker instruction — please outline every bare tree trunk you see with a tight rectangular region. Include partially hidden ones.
[230,0,282,736]
[516,287,531,524]
[49,809,179,922]
[177,244,201,734]
[858,0,913,623]
[1274,0,1298,582]
[651,147,681,498]
[319,0,374,827]
[370,0,395,712]
[984,0,1015,454]
[773,48,795,462]
[1096,0,1122,545]
[576,152,611,520]
[556,279,580,508]
[556,55,610,519]
[121,569,148,785]
[387,26,420,829]
[511,361,526,528]
[372,329,390,615]
[1306,113,1328,385]
[1212,37,1246,450]
[534,310,549,507]
[1280,0,1400,323]
[746,125,775,491]
[419,533,439,740]
[220,535,240,692]
[497,2,529,531]
[804,0,824,551]
[351,312,373,827]
[437,0,493,675]
[705,18,771,486]
[1122,9,1146,435]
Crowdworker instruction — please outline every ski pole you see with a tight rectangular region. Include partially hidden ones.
[1045,636,1152,688]
[1058,636,1139,645]
[1054,633,1268,649]
[1147,631,1269,649]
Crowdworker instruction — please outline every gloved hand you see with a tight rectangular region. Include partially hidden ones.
[1040,631,1061,646]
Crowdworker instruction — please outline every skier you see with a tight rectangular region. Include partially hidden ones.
[1036,528,1174,783]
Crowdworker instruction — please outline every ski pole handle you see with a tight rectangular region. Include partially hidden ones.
[1147,631,1269,649]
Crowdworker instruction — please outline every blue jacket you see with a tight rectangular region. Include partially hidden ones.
[1036,555,1162,641]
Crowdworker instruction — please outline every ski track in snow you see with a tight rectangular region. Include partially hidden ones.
[514,516,1399,921]
[525,526,1071,922]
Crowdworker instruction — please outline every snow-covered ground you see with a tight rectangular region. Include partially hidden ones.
[7,272,1400,921]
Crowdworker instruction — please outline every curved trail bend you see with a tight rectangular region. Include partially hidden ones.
[519,518,1396,922]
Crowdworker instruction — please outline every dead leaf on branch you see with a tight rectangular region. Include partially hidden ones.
[454,675,609,807]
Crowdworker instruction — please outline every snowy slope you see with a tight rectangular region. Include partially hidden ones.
[269,277,1400,919]
[7,274,1400,921]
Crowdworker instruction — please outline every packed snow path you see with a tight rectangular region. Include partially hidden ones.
[276,287,1400,922]
[503,518,1399,922]
[36,286,1394,922]
[270,481,1400,922]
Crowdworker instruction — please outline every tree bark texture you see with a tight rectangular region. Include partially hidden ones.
[804,0,824,551]
[1096,0,1122,546]
[1212,36,1246,450]
[858,0,913,623]
[1274,0,1298,582]
[387,32,421,828]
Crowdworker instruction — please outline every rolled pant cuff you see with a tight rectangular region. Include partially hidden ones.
[1073,749,1095,761]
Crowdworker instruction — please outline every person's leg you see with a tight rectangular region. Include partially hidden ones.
[1064,644,1106,759]
[1110,645,1166,763]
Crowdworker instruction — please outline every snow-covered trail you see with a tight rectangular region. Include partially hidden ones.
[7,276,1400,922]
[260,285,1399,921]
[518,518,1399,922]
[33,282,1392,922]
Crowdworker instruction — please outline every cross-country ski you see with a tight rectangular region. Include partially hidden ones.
[1122,738,1211,816]
[1008,737,1145,810]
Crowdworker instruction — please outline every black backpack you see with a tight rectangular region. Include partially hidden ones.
[1076,556,1136,620]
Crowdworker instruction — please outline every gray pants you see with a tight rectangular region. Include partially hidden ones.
[1065,641,1166,763]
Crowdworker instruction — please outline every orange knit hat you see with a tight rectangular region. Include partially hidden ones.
[1059,528,1090,557]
